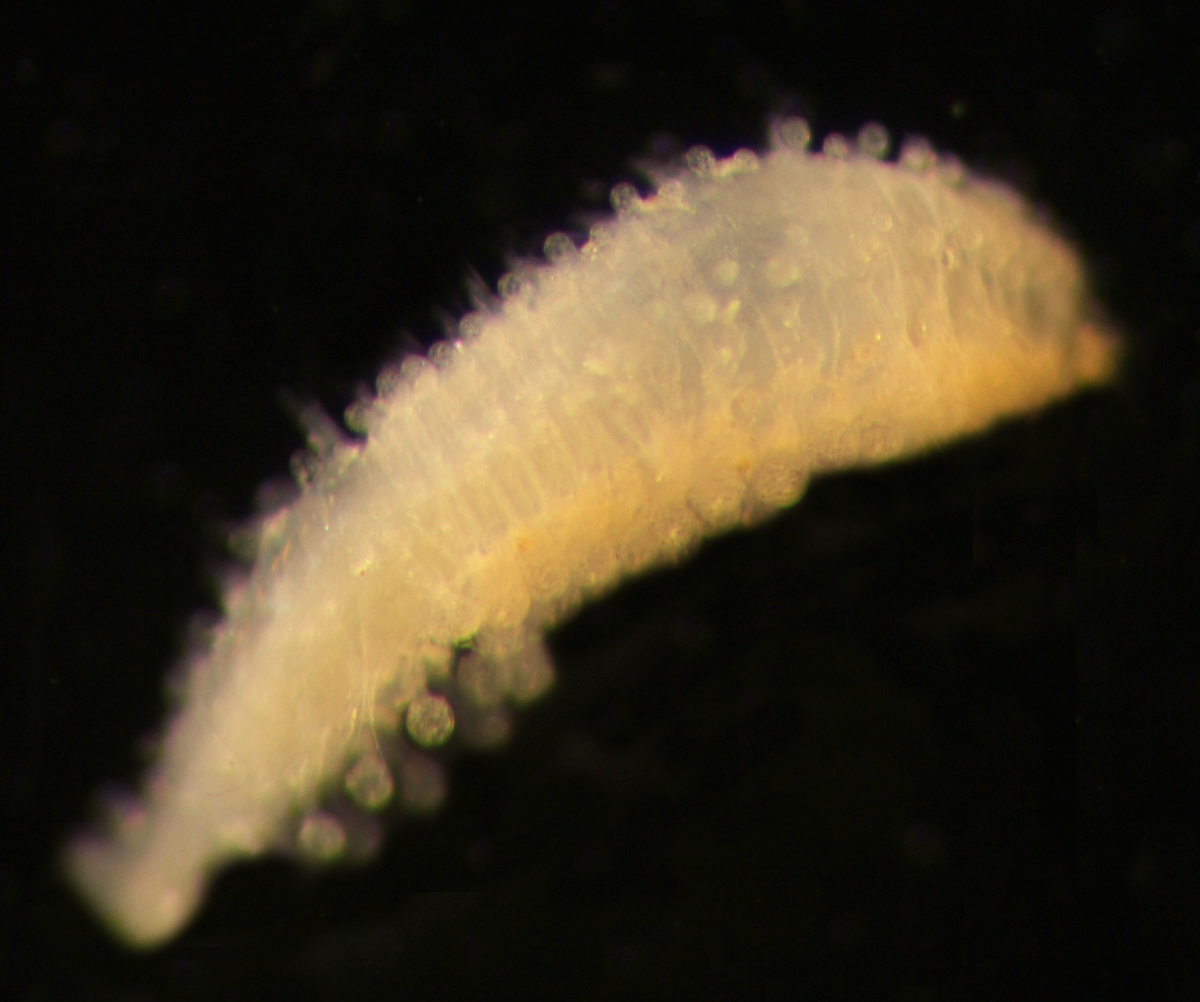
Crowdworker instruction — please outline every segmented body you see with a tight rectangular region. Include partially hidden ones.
[67,122,1117,947]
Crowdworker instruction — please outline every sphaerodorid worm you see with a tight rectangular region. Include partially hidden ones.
[66,120,1119,947]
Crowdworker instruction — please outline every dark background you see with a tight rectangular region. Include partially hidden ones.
[4,1,1199,998]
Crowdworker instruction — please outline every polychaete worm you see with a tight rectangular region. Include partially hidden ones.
[66,118,1119,947]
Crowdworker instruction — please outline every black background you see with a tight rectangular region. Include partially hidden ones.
[4,2,1199,999]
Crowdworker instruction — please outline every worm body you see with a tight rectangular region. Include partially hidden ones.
[67,122,1118,947]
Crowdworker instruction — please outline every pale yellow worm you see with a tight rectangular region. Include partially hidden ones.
[66,120,1119,947]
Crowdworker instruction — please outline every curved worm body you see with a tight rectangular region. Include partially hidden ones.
[67,121,1117,947]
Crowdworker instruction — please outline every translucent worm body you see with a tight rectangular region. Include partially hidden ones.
[66,121,1118,947]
